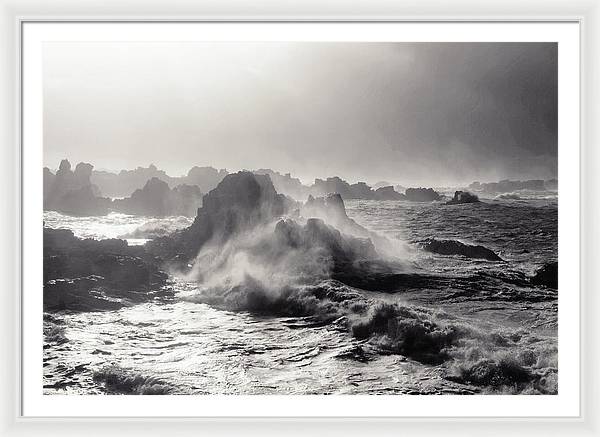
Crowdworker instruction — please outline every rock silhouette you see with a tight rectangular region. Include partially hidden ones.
[44,159,111,216]
[405,187,442,202]
[421,238,503,261]
[446,190,480,205]
[43,228,170,312]
[112,177,203,217]
[530,261,558,289]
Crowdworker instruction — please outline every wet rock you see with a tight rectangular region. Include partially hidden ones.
[274,218,378,264]
[404,187,441,202]
[530,261,558,289]
[420,238,503,261]
[44,228,170,312]
[147,171,297,260]
[445,190,480,205]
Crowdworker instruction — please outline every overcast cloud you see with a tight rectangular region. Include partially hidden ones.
[43,42,557,186]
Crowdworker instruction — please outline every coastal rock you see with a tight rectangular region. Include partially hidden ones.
[420,238,503,261]
[112,178,203,217]
[274,218,378,265]
[445,190,480,205]
[44,159,110,216]
[44,228,170,312]
[405,187,441,202]
[147,171,296,260]
[374,186,406,201]
[530,261,558,289]
[301,193,370,237]
[469,179,546,194]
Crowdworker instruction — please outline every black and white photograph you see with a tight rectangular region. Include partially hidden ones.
[41,40,559,396]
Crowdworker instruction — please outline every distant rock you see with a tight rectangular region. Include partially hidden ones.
[254,168,310,200]
[445,190,480,205]
[44,159,111,216]
[374,186,406,201]
[420,238,503,261]
[183,166,229,193]
[544,179,558,191]
[91,164,173,198]
[530,261,558,289]
[43,228,170,312]
[112,178,203,217]
[469,179,546,194]
[404,187,442,202]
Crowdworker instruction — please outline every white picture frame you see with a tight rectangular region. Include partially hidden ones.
[1,0,599,435]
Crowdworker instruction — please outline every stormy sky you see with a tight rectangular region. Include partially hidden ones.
[43,42,557,186]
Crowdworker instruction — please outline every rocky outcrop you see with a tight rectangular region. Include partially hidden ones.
[112,178,203,217]
[445,190,480,205]
[44,159,111,216]
[301,194,369,237]
[91,164,173,198]
[374,186,406,201]
[469,179,546,194]
[420,238,503,261]
[274,218,378,265]
[253,168,310,200]
[44,228,170,312]
[530,261,558,289]
[404,187,442,202]
[147,171,297,261]
[183,166,228,193]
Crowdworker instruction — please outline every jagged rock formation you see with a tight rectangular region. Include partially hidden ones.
[44,159,111,216]
[301,194,369,237]
[374,186,406,200]
[253,169,310,200]
[469,179,546,194]
[404,187,442,202]
[445,190,480,205]
[44,228,170,312]
[183,166,228,193]
[91,164,228,199]
[420,238,503,261]
[530,261,558,289]
[112,177,203,217]
[91,164,172,198]
[147,171,297,261]
[274,218,378,266]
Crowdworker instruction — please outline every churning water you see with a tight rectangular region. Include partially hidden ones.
[43,194,558,395]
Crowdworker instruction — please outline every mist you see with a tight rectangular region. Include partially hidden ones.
[43,42,557,186]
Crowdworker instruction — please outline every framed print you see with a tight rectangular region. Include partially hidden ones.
[1,0,599,435]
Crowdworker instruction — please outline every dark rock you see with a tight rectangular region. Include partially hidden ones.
[147,171,296,260]
[44,228,170,312]
[530,261,558,289]
[404,187,441,202]
[301,193,370,237]
[445,190,480,205]
[374,186,406,201]
[421,238,503,261]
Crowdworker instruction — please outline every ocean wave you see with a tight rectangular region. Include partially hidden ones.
[92,365,175,395]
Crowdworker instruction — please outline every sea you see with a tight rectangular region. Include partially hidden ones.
[43,191,558,395]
